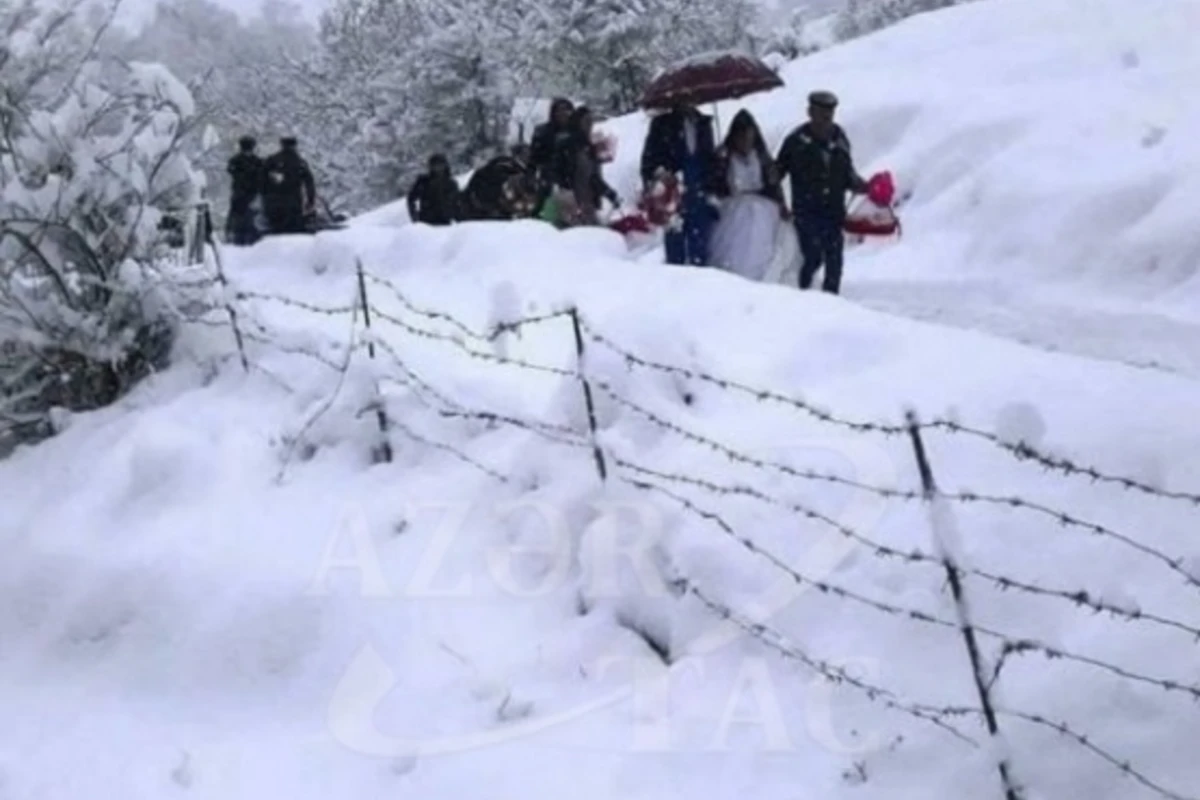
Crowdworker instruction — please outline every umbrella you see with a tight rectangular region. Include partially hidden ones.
[639,49,785,111]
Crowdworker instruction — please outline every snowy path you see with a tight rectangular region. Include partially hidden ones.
[846,278,1200,381]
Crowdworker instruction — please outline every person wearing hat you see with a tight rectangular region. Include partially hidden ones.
[225,135,264,245]
[261,135,317,234]
[775,90,868,294]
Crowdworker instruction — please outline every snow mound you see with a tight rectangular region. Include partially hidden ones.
[5,202,1200,798]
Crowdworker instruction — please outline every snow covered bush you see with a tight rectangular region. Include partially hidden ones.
[0,0,205,455]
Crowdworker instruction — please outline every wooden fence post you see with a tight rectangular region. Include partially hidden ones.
[906,409,1020,800]
[569,306,607,482]
[356,258,392,463]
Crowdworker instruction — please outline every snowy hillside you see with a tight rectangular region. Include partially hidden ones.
[5,1,1200,799]
[363,0,1200,368]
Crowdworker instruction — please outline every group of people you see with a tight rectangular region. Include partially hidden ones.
[227,91,866,294]
[224,135,318,245]
[643,89,868,293]
[405,99,617,228]
[406,90,867,294]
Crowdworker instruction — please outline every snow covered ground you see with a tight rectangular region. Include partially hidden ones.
[6,0,1200,798]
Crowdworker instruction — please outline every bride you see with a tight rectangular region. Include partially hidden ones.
[708,109,789,282]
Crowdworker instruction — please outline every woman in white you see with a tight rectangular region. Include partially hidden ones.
[708,110,789,281]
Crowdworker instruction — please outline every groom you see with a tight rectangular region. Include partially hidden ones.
[639,102,718,266]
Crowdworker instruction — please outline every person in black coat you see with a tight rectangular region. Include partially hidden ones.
[639,102,718,265]
[553,106,619,227]
[529,98,573,210]
[775,90,868,294]
[406,154,461,225]
[225,135,264,245]
[261,136,316,235]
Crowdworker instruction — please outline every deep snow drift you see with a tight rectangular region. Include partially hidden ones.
[4,216,1200,799]
[6,1,1200,798]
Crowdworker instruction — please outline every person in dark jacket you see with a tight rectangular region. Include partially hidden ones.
[225,135,264,245]
[462,146,538,220]
[639,102,718,266]
[775,90,868,294]
[261,136,316,235]
[553,106,619,227]
[406,154,461,225]
[529,98,573,212]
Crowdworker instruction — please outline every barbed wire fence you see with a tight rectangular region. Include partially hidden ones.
[175,251,1200,800]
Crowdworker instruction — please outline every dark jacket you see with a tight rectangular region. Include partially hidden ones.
[407,173,460,225]
[710,145,785,205]
[775,122,866,220]
[530,122,570,182]
[555,132,617,223]
[262,149,316,210]
[463,156,536,219]
[639,109,717,186]
[226,152,263,211]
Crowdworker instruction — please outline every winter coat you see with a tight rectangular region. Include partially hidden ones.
[554,132,617,225]
[226,152,264,212]
[463,156,534,220]
[407,173,461,225]
[262,150,316,211]
[775,122,866,221]
[639,109,717,187]
[530,122,571,183]
[710,145,785,205]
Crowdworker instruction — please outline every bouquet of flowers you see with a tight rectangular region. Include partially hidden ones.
[638,169,683,230]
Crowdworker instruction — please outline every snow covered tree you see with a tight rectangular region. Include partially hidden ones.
[834,0,975,41]
[1,0,205,454]
[534,0,763,114]
[119,0,318,219]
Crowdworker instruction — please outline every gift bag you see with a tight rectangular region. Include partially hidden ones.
[843,198,900,237]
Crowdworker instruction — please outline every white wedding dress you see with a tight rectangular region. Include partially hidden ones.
[708,151,783,281]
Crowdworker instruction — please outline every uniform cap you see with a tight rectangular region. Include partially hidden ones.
[808,90,838,108]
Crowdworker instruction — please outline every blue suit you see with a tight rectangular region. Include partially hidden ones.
[640,110,718,266]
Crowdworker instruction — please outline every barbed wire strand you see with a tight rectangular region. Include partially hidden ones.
[363,271,574,341]
[681,580,979,746]
[626,473,1200,701]
[367,333,585,443]
[274,305,361,484]
[370,306,574,378]
[927,420,1200,508]
[581,317,1200,506]
[616,458,1200,641]
[588,376,1198,592]
[579,319,909,436]
[359,402,513,484]
[930,705,1196,800]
